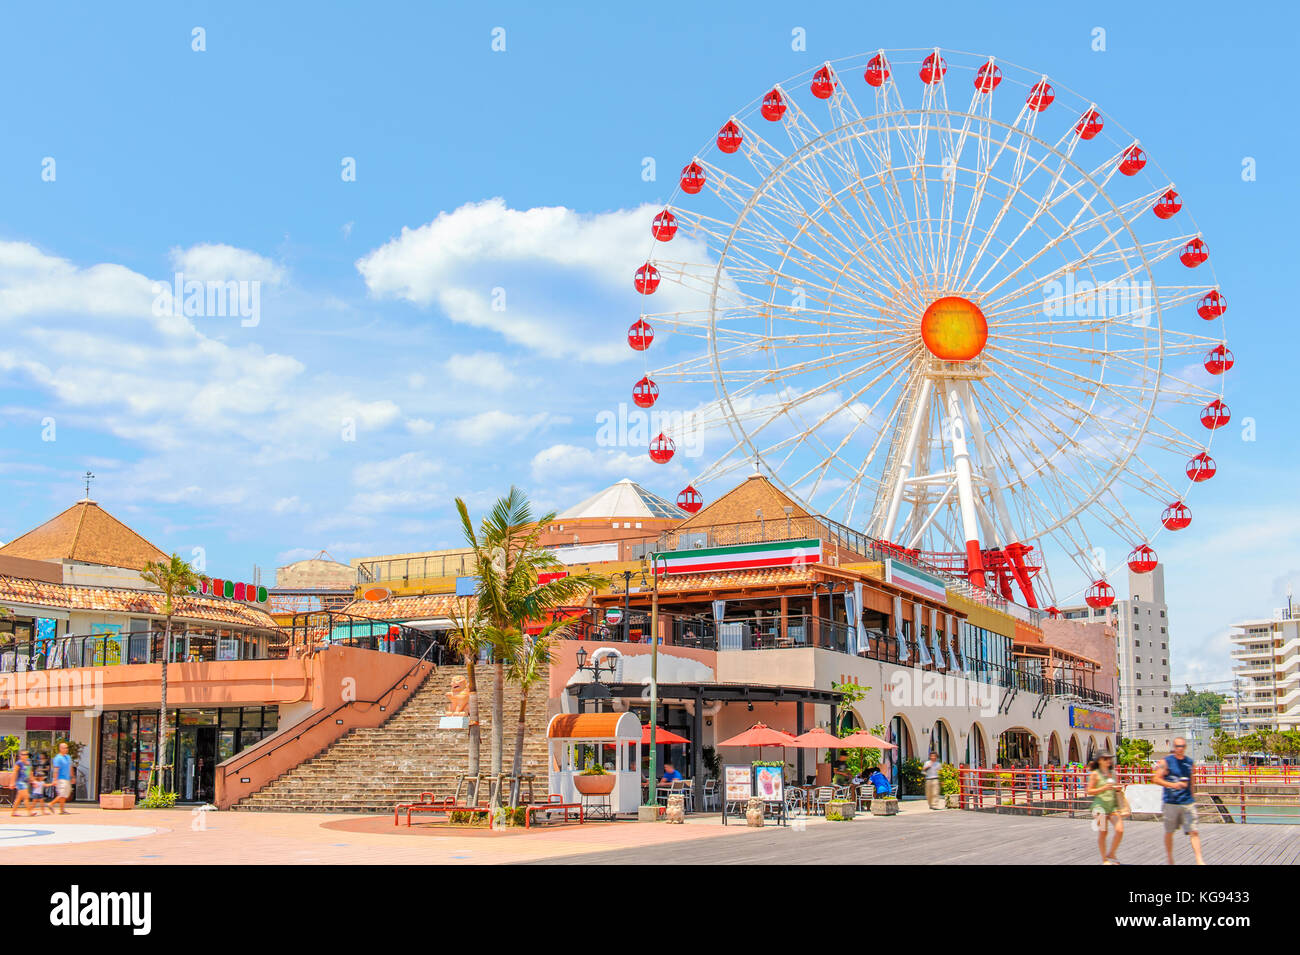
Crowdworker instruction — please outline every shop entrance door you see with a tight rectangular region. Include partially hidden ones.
[175,725,218,802]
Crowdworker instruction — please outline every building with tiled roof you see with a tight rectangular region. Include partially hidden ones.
[0,500,167,571]
[537,478,683,564]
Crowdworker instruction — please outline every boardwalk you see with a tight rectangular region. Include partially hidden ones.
[520,807,1300,866]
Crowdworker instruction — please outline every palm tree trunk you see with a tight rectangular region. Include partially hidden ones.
[465,657,481,788]
[509,689,528,805]
[490,658,505,806]
[157,615,171,792]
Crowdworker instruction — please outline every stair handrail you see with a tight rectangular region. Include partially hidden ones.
[220,638,442,787]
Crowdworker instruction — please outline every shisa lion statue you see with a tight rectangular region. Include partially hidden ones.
[446,676,471,717]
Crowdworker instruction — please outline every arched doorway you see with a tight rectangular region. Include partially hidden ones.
[929,720,953,763]
[1067,735,1081,764]
[887,715,914,792]
[965,723,988,767]
[997,728,1040,766]
[1047,732,1062,765]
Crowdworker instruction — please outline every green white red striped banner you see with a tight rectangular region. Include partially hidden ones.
[654,539,821,576]
[883,559,947,602]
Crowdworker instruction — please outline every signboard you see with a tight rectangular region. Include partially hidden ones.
[883,559,947,602]
[655,538,822,576]
[1070,705,1116,733]
[604,608,624,626]
[753,765,784,802]
[724,764,752,803]
[454,576,477,597]
[90,623,122,667]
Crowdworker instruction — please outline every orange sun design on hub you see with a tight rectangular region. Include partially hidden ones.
[920,296,988,361]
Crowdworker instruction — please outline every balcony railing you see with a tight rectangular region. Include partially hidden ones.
[356,553,475,585]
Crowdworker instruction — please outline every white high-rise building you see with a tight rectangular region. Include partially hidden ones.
[1219,601,1300,733]
[1059,563,1173,749]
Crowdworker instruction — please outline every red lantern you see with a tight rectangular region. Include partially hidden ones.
[1153,190,1182,219]
[1186,452,1216,482]
[1203,344,1233,375]
[1179,238,1208,268]
[1118,145,1147,176]
[1127,544,1158,574]
[1161,501,1192,531]
[1196,289,1226,319]
[649,433,676,464]
[1200,399,1230,430]
[761,89,787,121]
[920,52,947,85]
[676,485,703,513]
[1026,80,1054,111]
[1075,109,1103,140]
[628,319,654,351]
[811,66,836,99]
[634,263,660,295]
[717,120,743,154]
[1084,580,1115,609]
[680,162,706,195]
[651,209,677,241]
[864,53,891,87]
[974,60,1002,92]
[632,376,658,408]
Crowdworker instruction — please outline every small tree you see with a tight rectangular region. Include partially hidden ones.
[139,554,201,791]
[505,620,563,804]
[1116,736,1154,767]
[446,595,487,787]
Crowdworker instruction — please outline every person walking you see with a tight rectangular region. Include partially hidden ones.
[923,750,943,809]
[10,750,34,817]
[1153,738,1204,865]
[1086,754,1124,864]
[51,741,73,815]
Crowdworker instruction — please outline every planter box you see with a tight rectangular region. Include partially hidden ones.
[870,799,899,816]
[945,792,961,809]
[99,793,136,810]
[827,799,855,820]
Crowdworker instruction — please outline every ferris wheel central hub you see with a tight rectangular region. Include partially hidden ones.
[920,296,988,362]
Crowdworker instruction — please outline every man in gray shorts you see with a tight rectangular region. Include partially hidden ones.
[1153,738,1204,865]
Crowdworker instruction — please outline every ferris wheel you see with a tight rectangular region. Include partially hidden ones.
[628,48,1231,610]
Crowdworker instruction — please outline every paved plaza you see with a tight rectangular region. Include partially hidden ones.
[3,799,1295,865]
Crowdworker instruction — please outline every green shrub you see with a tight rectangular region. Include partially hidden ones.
[139,786,177,809]
[448,810,489,826]
[939,762,960,796]
[900,757,924,795]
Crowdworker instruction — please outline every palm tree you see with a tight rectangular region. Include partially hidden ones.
[456,488,603,806]
[505,621,563,803]
[139,554,201,791]
[446,594,488,787]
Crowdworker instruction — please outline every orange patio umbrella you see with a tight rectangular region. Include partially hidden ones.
[641,726,689,746]
[788,728,846,749]
[836,730,897,750]
[717,722,797,760]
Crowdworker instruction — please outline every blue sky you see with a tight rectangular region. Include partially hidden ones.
[0,1,1296,686]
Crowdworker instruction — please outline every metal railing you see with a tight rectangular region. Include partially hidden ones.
[0,629,288,672]
[356,553,475,585]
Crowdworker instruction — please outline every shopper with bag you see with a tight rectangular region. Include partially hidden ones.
[1086,753,1124,864]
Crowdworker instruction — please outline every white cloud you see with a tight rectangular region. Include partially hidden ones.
[168,243,285,285]
[445,410,555,446]
[405,417,436,435]
[530,443,679,482]
[445,352,514,390]
[353,451,442,489]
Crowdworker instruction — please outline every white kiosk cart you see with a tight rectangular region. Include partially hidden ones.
[547,712,642,817]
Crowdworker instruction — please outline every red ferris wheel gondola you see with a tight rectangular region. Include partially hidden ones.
[680,162,706,195]
[676,485,703,513]
[864,53,891,87]
[1127,544,1158,574]
[1118,145,1147,176]
[1197,289,1227,319]
[634,263,660,295]
[1203,344,1233,375]
[811,66,836,99]
[1075,109,1103,140]
[1200,399,1230,429]
[628,319,654,351]
[1153,189,1182,219]
[1084,580,1115,609]
[1161,501,1192,531]
[649,433,676,464]
[1026,80,1054,111]
[717,120,743,154]
[1186,452,1216,482]
[632,376,658,408]
[761,89,787,121]
[1180,238,1208,267]
[1046,606,1061,619]
[920,52,947,85]
[651,209,678,241]
[974,60,1002,92]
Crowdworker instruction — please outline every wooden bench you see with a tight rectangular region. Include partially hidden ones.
[522,797,583,828]
[394,793,493,828]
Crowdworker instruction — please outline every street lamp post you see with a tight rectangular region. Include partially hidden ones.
[646,551,663,810]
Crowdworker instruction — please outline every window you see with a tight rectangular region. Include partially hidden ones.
[1135,656,1141,663]
[1133,623,1140,631]
[1138,706,1143,713]
[1137,689,1143,696]
[1160,610,1165,617]
[1136,674,1142,681]
[1160,627,1166,634]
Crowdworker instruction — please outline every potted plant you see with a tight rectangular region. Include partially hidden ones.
[99,790,135,810]
[827,799,855,820]
[940,763,961,809]
[870,795,899,816]
[573,762,615,796]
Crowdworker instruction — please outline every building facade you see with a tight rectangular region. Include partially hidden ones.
[1060,563,1173,750]
[1219,603,1300,732]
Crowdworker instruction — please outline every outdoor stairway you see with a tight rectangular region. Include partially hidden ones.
[231,665,552,813]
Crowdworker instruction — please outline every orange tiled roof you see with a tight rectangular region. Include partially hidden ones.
[0,575,279,629]
[338,592,472,622]
[654,565,817,593]
[0,500,167,571]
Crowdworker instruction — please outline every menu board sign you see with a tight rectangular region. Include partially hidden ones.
[754,765,784,802]
[724,764,752,803]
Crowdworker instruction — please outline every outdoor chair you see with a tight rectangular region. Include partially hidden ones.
[813,786,835,816]
[855,785,873,812]
[702,778,719,812]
